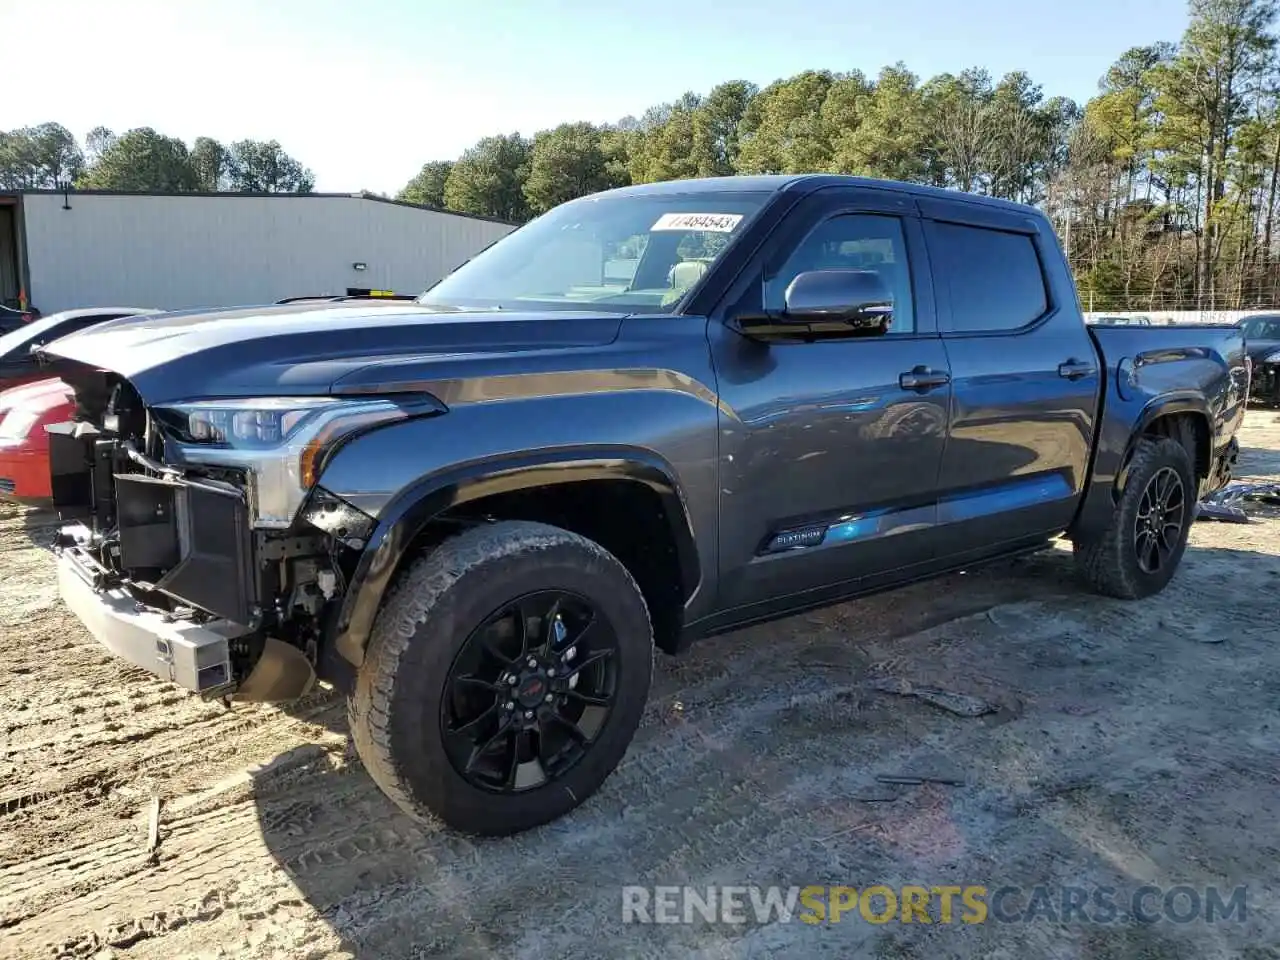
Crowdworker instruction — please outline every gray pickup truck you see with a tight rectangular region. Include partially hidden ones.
[39,174,1247,836]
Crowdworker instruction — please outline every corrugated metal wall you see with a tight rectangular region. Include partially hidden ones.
[22,193,515,314]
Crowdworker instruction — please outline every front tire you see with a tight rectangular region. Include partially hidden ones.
[1073,436,1196,599]
[348,520,653,836]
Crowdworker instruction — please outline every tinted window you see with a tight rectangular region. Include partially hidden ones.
[1241,316,1280,340]
[765,214,916,334]
[44,315,110,342]
[929,221,1047,333]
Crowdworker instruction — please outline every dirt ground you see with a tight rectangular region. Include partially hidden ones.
[2,416,1279,960]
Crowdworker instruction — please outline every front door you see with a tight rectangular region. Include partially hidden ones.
[709,188,951,614]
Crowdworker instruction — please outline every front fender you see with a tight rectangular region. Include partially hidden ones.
[317,387,720,667]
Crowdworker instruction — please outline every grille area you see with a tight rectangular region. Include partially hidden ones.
[1255,363,1280,401]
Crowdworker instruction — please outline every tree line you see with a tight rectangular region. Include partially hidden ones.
[401,0,1280,313]
[4,0,1276,312]
[0,125,315,194]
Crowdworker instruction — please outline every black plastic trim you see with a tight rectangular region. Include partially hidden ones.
[330,450,701,666]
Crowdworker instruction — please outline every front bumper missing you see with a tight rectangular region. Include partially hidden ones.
[57,545,245,693]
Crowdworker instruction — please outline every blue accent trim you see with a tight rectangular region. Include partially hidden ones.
[825,514,885,542]
[939,473,1074,523]
[759,473,1075,555]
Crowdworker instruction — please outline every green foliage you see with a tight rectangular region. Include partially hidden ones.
[0,124,314,195]
[696,81,758,175]
[391,0,1280,309]
[83,126,116,166]
[737,71,837,174]
[839,64,931,182]
[443,134,533,221]
[225,139,315,193]
[12,0,1280,311]
[398,160,454,208]
[77,128,198,192]
[0,123,83,189]
[525,122,620,214]
[190,137,230,191]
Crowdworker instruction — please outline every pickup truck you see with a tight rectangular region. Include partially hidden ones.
[37,174,1247,836]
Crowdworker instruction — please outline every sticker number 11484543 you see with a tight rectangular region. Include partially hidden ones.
[651,213,744,232]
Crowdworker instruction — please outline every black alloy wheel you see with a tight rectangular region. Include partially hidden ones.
[348,520,654,835]
[441,590,618,792]
[1073,435,1197,600]
[1133,465,1186,575]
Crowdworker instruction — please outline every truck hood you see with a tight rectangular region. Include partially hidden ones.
[38,302,625,405]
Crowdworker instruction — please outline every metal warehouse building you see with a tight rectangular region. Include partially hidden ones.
[0,191,516,315]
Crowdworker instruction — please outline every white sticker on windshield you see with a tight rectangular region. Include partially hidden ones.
[651,212,743,233]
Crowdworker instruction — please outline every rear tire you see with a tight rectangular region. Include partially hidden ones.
[348,520,653,836]
[1073,436,1196,599]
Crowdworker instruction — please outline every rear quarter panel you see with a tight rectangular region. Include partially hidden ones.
[1071,324,1247,539]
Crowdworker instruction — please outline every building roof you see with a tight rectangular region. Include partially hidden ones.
[0,189,519,226]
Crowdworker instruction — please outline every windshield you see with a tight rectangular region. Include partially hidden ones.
[1241,316,1280,340]
[418,191,773,313]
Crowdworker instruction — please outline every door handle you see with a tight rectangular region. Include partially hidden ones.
[1058,358,1097,380]
[898,366,951,392]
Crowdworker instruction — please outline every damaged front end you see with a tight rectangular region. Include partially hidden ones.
[46,365,431,702]
[1249,353,1280,405]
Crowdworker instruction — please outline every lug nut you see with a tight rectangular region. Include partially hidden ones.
[547,667,556,677]
[527,658,538,668]
[504,701,514,710]
[524,710,534,720]
[545,693,554,703]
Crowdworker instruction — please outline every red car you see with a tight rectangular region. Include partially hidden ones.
[0,377,74,505]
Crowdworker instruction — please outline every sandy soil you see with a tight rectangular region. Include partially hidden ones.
[2,415,1279,959]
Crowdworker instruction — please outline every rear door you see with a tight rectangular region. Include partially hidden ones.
[920,197,1102,558]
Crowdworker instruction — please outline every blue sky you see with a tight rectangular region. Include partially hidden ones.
[4,0,1191,194]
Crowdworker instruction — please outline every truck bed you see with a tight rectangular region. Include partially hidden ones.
[1088,323,1247,419]
[1086,321,1247,493]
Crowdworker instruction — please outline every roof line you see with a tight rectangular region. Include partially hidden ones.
[0,189,520,226]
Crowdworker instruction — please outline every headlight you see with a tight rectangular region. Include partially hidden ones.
[0,408,40,440]
[153,397,418,528]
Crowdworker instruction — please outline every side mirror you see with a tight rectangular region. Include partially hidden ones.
[783,269,894,331]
